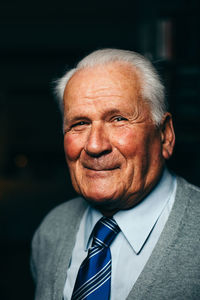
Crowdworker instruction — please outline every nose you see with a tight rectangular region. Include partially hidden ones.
[84,123,112,157]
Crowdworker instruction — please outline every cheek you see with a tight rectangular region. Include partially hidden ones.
[64,134,83,161]
[113,129,140,157]
[113,127,160,164]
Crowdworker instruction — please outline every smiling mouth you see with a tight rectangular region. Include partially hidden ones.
[85,166,120,171]
[81,159,121,172]
[83,167,119,178]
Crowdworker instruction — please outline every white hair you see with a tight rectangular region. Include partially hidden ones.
[55,48,167,125]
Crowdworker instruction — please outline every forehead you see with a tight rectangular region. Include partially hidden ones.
[64,62,142,108]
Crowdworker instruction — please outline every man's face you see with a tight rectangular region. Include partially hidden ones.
[63,62,174,215]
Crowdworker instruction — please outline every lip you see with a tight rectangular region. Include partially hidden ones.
[84,166,120,171]
[83,167,119,178]
[81,159,121,171]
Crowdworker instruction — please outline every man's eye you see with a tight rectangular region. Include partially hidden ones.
[72,121,85,127]
[114,116,127,122]
[71,121,87,129]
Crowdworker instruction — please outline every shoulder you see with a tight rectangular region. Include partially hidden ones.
[31,197,88,278]
[34,196,88,239]
[31,197,88,253]
[40,197,88,226]
[31,197,88,285]
[176,176,200,202]
[174,176,200,229]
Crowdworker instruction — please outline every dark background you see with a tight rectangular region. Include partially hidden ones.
[0,0,200,299]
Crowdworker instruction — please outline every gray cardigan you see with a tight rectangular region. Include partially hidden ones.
[31,177,200,299]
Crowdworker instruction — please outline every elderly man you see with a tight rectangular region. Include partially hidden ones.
[31,49,200,300]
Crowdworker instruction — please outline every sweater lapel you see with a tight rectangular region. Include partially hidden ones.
[127,177,190,299]
[52,197,88,300]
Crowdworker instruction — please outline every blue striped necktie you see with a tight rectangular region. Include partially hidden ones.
[71,217,120,300]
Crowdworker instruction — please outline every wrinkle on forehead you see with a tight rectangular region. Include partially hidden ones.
[81,88,124,100]
[64,61,142,104]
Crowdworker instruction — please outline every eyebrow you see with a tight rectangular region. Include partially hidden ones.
[64,115,90,126]
[103,109,122,116]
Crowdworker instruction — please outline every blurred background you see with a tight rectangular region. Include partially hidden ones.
[0,0,200,299]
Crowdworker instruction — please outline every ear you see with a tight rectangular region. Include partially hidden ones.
[160,113,175,160]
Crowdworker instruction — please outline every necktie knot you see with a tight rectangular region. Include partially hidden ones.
[92,217,120,248]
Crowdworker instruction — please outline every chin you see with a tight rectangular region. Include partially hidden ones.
[88,195,126,216]
[83,189,123,212]
[84,193,113,204]
[82,189,117,205]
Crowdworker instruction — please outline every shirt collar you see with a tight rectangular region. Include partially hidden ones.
[84,168,176,253]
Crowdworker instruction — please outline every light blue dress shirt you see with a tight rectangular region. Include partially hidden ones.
[63,168,177,300]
